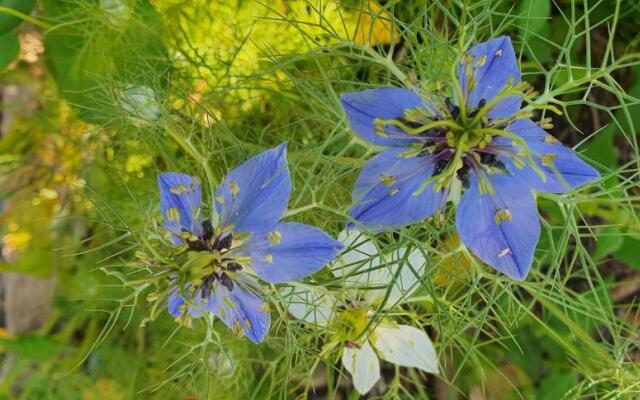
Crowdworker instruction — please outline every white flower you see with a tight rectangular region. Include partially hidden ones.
[283,230,438,395]
[117,85,161,125]
[342,324,438,394]
[100,0,131,27]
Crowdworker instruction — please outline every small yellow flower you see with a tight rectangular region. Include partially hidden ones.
[1,230,32,263]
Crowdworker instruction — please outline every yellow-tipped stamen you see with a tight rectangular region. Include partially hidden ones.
[471,127,547,181]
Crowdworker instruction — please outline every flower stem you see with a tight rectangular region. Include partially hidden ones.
[0,6,53,30]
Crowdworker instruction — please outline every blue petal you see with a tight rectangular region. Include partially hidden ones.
[456,171,540,280]
[215,144,291,235]
[167,290,184,317]
[349,147,446,233]
[209,280,270,343]
[167,286,205,318]
[239,222,343,283]
[158,173,203,240]
[340,88,432,147]
[495,119,600,193]
[457,36,521,119]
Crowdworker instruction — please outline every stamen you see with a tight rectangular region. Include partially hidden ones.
[229,180,240,198]
[456,165,470,189]
[432,158,450,177]
[474,55,487,68]
[226,263,242,272]
[232,321,243,336]
[444,97,455,113]
[216,233,233,251]
[379,174,397,187]
[218,272,234,291]
[494,209,512,224]
[267,230,282,245]
[479,152,506,171]
[167,207,180,222]
[202,220,214,241]
[540,153,557,167]
[498,247,511,258]
[200,275,213,299]
[539,118,554,130]
[472,127,546,181]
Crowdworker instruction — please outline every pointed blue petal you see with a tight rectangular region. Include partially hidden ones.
[349,147,446,233]
[340,88,431,147]
[495,119,600,193]
[215,144,291,235]
[239,222,343,283]
[167,289,184,317]
[456,171,540,280]
[209,280,270,343]
[158,173,203,240]
[457,36,521,119]
[167,285,206,318]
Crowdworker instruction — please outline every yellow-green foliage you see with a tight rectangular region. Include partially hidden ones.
[153,0,395,114]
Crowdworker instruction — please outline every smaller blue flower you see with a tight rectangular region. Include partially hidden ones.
[159,143,343,343]
[340,36,600,280]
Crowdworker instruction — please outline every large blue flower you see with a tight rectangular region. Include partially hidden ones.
[340,36,600,280]
[159,143,343,343]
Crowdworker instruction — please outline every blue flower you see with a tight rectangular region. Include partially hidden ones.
[340,36,600,280]
[159,143,343,343]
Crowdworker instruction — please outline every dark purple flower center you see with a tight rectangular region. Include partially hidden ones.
[381,96,512,194]
[181,220,243,295]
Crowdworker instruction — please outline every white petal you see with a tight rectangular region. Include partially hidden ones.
[332,231,427,307]
[332,230,378,281]
[365,248,427,307]
[341,341,381,395]
[282,286,335,326]
[372,325,438,374]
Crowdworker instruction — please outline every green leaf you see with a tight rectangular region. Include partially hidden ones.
[0,29,18,70]
[614,237,640,271]
[0,0,35,34]
[593,226,624,261]
[535,369,577,400]
[517,0,552,64]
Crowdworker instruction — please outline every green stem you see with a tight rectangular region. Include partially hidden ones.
[334,41,407,83]
[165,129,218,205]
[0,6,53,30]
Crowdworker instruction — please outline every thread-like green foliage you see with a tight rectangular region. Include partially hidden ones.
[0,0,638,399]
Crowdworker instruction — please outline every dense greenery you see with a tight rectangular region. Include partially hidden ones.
[0,0,639,398]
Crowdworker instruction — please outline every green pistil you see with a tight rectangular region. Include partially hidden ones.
[467,86,522,128]
[414,133,467,196]
[332,307,369,343]
[472,127,546,181]
[374,118,463,136]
